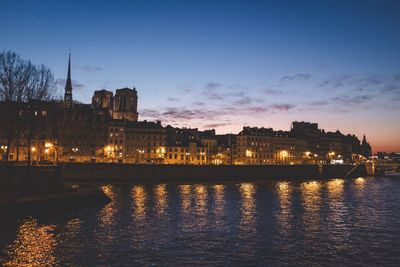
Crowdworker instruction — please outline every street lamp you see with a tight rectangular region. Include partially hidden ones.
[45,148,49,162]
[138,149,145,164]
[245,149,253,165]
[185,152,190,165]
[0,145,7,161]
[72,147,79,162]
[31,147,36,165]
[280,150,288,165]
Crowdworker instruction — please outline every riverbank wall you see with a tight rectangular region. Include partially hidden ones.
[0,165,62,198]
[0,163,368,198]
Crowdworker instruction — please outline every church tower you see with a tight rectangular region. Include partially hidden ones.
[64,53,73,107]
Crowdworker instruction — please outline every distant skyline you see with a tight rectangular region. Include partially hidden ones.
[1,0,399,152]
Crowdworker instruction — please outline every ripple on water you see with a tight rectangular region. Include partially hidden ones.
[1,177,400,266]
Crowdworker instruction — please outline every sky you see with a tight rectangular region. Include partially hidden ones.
[1,0,399,152]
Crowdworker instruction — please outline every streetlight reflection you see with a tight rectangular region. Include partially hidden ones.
[239,182,256,232]
[131,185,147,221]
[155,184,168,216]
[275,181,292,237]
[2,218,57,267]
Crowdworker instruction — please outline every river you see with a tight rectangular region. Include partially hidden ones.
[1,177,400,266]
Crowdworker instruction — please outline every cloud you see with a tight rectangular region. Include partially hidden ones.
[244,106,268,114]
[167,97,180,102]
[309,100,329,106]
[80,65,104,72]
[204,82,222,89]
[140,109,160,118]
[203,123,231,128]
[281,73,312,82]
[56,78,85,90]
[232,96,253,105]
[201,82,224,100]
[192,101,206,106]
[270,104,296,111]
[317,75,351,88]
[330,95,375,105]
[264,89,283,95]
[380,84,399,94]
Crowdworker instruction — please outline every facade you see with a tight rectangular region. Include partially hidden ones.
[236,127,306,165]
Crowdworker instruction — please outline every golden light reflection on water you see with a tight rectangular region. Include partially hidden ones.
[132,185,147,220]
[193,184,208,228]
[101,185,115,200]
[212,185,225,226]
[99,185,117,227]
[179,184,192,214]
[194,184,207,215]
[354,177,367,203]
[239,183,256,232]
[155,184,168,216]
[275,181,292,236]
[2,218,57,267]
[326,178,348,245]
[327,179,344,195]
[300,181,322,235]
[355,177,366,188]
[65,218,82,236]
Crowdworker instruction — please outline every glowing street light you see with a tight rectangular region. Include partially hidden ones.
[1,145,7,161]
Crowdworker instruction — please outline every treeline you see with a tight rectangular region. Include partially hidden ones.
[0,50,60,162]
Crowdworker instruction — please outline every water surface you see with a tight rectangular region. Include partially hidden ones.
[1,177,400,266]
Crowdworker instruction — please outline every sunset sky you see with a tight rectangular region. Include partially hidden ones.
[1,0,399,152]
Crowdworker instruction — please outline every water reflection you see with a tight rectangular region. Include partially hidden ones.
[275,181,292,236]
[212,185,225,226]
[239,183,256,232]
[131,185,147,221]
[300,181,322,236]
[179,184,192,214]
[154,184,168,216]
[65,218,82,237]
[194,184,207,215]
[193,184,208,228]
[326,179,349,246]
[99,185,117,227]
[2,218,57,267]
[355,177,366,188]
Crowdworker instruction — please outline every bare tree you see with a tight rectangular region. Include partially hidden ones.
[0,50,58,163]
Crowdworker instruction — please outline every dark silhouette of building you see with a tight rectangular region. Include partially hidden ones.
[64,53,73,108]
[361,135,372,158]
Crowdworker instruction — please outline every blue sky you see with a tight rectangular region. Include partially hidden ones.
[1,0,399,151]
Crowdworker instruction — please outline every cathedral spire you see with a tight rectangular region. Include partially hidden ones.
[64,52,73,107]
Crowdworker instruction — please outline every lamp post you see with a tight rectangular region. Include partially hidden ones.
[45,148,49,162]
[185,152,190,165]
[245,149,252,165]
[327,151,335,164]
[31,147,36,165]
[138,149,145,164]
[45,142,53,164]
[72,147,79,162]
[0,145,7,161]
[280,150,288,165]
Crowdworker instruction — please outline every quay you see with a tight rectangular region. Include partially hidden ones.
[1,163,369,197]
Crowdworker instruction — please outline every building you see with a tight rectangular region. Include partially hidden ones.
[236,127,306,165]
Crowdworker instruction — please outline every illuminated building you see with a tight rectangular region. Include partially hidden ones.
[236,127,306,165]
